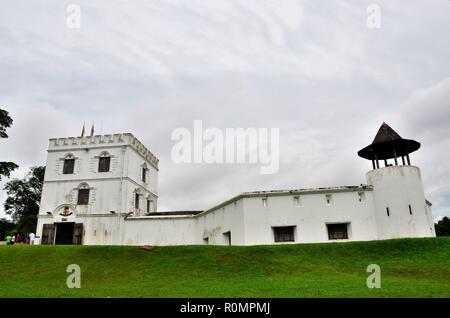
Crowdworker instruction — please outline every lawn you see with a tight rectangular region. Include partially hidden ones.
[0,237,449,297]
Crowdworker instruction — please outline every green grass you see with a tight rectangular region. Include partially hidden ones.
[1,237,449,298]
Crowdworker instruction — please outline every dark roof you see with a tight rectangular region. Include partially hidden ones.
[358,123,420,160]
[372,122,402,144]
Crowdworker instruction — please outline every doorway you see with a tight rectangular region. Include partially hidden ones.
[223,231,231,246]
[55,223,75,245]
[41,223,83,245]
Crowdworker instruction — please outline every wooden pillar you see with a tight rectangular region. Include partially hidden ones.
[407,154,411,165]
[402,156,406,165]
[374,153,379,169]
[384,159,388,167]
[393,149,398,166]
[372,160,376,170]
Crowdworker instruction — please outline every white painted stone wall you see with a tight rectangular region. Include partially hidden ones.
[239,190,378,245]
[36,134,435,246]
[367,165,435,239]
[36,134,159,243]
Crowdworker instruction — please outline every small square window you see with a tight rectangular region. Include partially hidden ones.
[326,194,333,205]
[358,192,366,203]
[262,198,268,207]
[293,196,301,207]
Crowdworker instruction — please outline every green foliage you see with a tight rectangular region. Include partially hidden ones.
[435,216,450,236]
[0,218,15,239]
[0,108,13,138]
[0,237,449,297]
[3,166,45,234]
[0,108,19,181]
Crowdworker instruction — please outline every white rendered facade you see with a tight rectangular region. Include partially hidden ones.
[36,133,436,246]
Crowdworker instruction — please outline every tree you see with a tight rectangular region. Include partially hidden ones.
[0,218,15,239]
[3,166,45,234]
[0,108,19,180]
[435,217,450,236]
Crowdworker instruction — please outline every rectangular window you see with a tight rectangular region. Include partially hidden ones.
[273,226,295,243]
[146,200,151,213]
[142,167,146,183]
[98,157,111,172]
[326,194,333,205]
[409,204,413,215]
[327,223,349,240]
[135,193,140,209]
[77,189,90,205]
[358,192,365,203]
[262,198,267,207]
[293,196,300,207]
[63,159,75,174]
[386,207,390,216]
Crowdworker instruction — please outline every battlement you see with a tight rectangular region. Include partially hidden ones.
[48,133,159,168]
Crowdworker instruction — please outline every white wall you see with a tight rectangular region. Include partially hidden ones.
[196,200,246,245]
[123,216,197,245]
[37,133,160,242]
[367,165,435,239]
[240,190,377,245]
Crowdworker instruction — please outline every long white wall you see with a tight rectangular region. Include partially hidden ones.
[240,190,378,245]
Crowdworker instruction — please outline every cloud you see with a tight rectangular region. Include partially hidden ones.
[400,78,450,219]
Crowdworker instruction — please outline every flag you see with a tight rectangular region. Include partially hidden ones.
[81,123,85,137]
[90,124,95,141]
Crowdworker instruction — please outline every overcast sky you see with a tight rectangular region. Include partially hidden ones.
[0,1,449,220]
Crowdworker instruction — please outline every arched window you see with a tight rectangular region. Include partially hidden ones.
[98,151,111,172]
[146,195,153,213]
[63,153,75,174]
[141,163,148,183]
[77,183,90,205]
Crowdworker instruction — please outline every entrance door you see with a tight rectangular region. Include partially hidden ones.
[55,223,75,245]
[73,223,83,245]
[223,231,231,246]
[41,224,56,244]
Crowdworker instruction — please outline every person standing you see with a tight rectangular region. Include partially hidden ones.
[29,232,36,245]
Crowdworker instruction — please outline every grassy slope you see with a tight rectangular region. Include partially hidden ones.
[0,237,449,298]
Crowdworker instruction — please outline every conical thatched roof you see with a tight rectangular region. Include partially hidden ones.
[372,122,402,144]
[358,123,420,160]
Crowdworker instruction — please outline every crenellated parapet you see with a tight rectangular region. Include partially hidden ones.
[48,133,159,169]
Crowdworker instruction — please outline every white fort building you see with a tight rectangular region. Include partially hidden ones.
[36,123,436,245]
